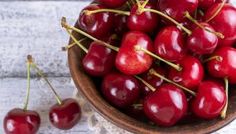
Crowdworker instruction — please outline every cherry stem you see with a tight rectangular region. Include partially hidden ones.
[62,38,87,51]
[132,103,143,109]
[135,0,142,8]
[61,17,119,52]
[65,29,88,53]
[141,0,149,8]
[135,46,182,71]
[83,9,130,16]
[221,78,229,119]
[206,0,226,22]
[142,8,192,35]
[23,56,32,111]
[185,12,224,39]
[134,75,156,92]
[28,55,63,105]
[149,68,196,96]
[203,56,222,63]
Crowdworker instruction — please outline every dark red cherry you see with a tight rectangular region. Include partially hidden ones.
[78,4,114,39]
[114,14,128,36]
[115,31,154,75]
[199,0,216,10]
[154,26,185,62]
[207,47,236,84]
[102,72,140,108]
[127,3,158,33]
[191,80,226,119]
[97,0,127,8]
[49,98,81,130]
[216,0,230,3]
[158,0,199,22]
[168,56,204,90]
[143,84,188,126]
[124,101,147,121]
[82,41,116,77]
[140,66,166,97]
[205,3,236,47]
[4,108,40,134]
[187,23,218,55]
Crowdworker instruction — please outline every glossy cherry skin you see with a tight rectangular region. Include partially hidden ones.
[4,108,40,134]
[102,72,140,108]
[140,66,166,97]
[115,31,154,75]
[154,26,185,62]
[207,47,236,84]
[127,3,158,33]
[82,41,116,77]
[143,84,188,126]
[199,0,216,10]
[158,0,199,23]
[114,14,128,36]
[191,81,226,119]
[97,0,127,8]
[49,98,81,130]
[78,4,114,39]
[187,23,218,55]
[168,56,204,90]
[205,3,236,47]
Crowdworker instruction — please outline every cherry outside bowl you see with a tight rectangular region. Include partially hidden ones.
[68,2,236,134]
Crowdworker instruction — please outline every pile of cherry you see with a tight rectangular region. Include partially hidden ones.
[64,0,236,126]
[62,0,236,128]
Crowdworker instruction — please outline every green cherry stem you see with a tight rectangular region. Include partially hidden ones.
[62,37,87,51]
[206,0,226,22]
[184,12,224,39]
[84,9,130,16]
[149,68,196,96]
[134,75,156,92]
[203,56,223,63]
[28,55,63,105]
[23,56,32,111]
[221,77,229,119]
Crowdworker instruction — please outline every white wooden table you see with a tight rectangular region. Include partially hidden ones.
[0,1,236,134]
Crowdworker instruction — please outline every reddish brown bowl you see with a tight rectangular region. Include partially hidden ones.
[68,5,236,134]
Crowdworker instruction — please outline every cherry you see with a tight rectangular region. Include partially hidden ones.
[143,84,188,126]
[97,0,127,8]
[127,2,159,33]
[204,3,236,47]
[154,26,186,62]
[157,0,199,23]
[187,22,218,55]
[114,14,128,36]
[49,98,81,130]
[115,31,154,75]
[168,56,204,90]
[140,66,166,97]
[29,56,81,130]
[101,72,140,108]
[82,41,116,76]
[199,0,217,10]
[78,4,114,39]
[124,102,147,121]
[191,80,226,119]
[4,108,40,134]
[4,56,40,134]
[207,47,236,84]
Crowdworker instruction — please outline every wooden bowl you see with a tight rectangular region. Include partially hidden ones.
[68,4,236,134]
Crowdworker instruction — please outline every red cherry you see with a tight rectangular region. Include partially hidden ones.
[114,14,128,36]
[207,47,236,84]
[191,80,226,119]
[204,3,236,47]
[124,102,147,121]
[102,72,140,108]
[127,3,159,33]
[4,108,40,134]
[140,66,166,97]
[82,41,116,76]
[154,26,185,62]
[78,4,114,39]
[168,56,204,90]
[115,31,154,75]
[143,84,188,126]
[49,98,81,130]
[199,0,216,10]
[157,0,199,23]
[187,23,218,55]
[97,0,127,8]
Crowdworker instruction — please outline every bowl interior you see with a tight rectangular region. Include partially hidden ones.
[68,8,236,134]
